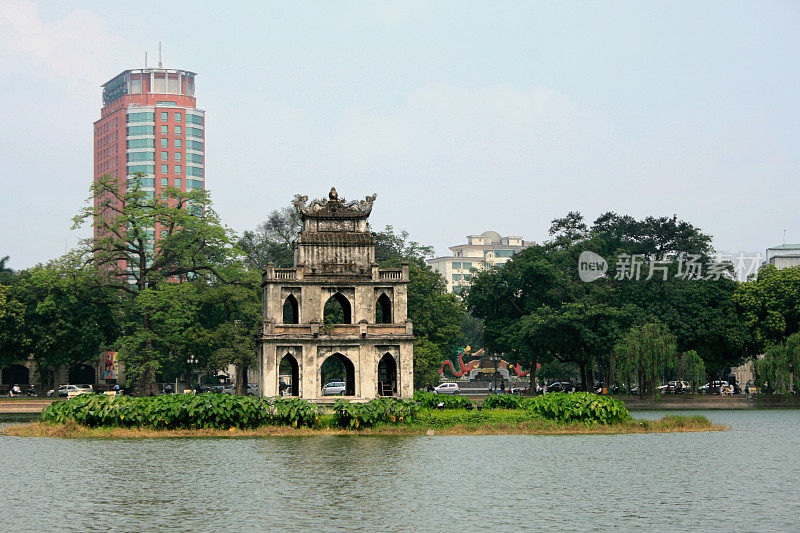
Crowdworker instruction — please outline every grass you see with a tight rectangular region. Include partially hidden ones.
[3,411,724,438]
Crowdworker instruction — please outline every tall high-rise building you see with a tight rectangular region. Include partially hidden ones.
[93,67,205,244]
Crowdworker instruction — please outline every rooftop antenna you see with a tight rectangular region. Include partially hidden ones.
[158,42,163,68]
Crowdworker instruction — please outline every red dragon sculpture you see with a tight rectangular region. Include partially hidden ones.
[439,349,480,377]
[509,363,530,377]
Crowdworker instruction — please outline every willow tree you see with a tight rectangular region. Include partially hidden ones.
[615,322,678,397]
[73,174,237,395]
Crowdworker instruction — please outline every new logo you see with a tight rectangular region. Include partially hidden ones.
[578,251,608,282]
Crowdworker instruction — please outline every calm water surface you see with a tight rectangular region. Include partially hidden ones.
[1,410,798,532]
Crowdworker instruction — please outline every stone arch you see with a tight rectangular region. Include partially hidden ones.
[323,292,352,324]
[378,353,397,396]
[1,364,29,385]
[283,294,299,324]
[68,364,95,385]
[375,293,392,324]
[278,352,300,396]
[320,352,355,396]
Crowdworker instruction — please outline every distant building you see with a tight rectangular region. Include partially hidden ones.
[427,231,534,294]
[765,244,800,270]
[93,66,205,248]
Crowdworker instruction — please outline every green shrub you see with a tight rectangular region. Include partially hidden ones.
[40,394,321,430]
[524,392,630,424]
[413,390,470,409]
[333,398,418,429]
[482,393,525,409]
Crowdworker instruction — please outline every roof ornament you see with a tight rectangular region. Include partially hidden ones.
[293,188,378,217]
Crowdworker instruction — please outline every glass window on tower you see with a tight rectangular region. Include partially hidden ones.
[175,152,181,161]
[174,125,182,135]
[174,139,182,148]
[161,164,168,174]
[161,152,168,161]
[161,112,168,121]
[175,165,182,174]
[175,178,182,187]
[161,177,168,186]
[161,138,168,148]
[175,113,182,122]
[161,125,168,134]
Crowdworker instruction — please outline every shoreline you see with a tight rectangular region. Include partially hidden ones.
[3,415,725,438]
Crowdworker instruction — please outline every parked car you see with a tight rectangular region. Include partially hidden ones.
[698,381,729,394]
[322,381,347,396]
[545,382,575,393]
[222,384,260,396]
[661,380,692,394]
[46,384,92,398]
[433,382,460,395]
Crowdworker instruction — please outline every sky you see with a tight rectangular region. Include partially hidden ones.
[1,0,799,269]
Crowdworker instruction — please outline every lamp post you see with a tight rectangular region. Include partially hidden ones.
[186,356,198,393]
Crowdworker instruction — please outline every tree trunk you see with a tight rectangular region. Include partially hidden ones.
[528,359,537,395]
[579,361,588,392]
[607,353,616,392]
[235,363,248,396]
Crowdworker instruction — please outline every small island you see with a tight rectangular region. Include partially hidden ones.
[2,392,724,438]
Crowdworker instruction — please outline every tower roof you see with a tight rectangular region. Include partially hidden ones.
[292,187,377,220]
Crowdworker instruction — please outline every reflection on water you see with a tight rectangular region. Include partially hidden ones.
[1,410,799,531]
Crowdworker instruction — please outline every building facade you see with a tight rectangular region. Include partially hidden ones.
[766,244,800,269]
[93,67,205,246]
[257,188,415,400]
[427,231,533,293]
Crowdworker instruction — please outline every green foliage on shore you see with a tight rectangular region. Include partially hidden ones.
[40,394,320,429]
[483,392,630,424]
[413,390,470,409]
[332,398,418,428]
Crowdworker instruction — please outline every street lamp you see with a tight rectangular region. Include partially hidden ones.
[186,356,198,393]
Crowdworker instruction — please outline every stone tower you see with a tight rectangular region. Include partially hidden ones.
[257,188,414,400]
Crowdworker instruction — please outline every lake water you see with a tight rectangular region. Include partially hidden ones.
[1,410,798,531]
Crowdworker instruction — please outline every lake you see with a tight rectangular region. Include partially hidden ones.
[1,410,798,531]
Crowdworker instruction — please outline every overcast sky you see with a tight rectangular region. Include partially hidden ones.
[1,0,798,269]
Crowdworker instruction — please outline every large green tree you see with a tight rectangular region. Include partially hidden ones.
[615,322,679,397]
[72,174,238,395]
[0,255,118,388]
[734,265,800,349]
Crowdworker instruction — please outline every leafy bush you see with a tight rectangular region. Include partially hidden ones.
[524,392,630,424]
[40,394,321,429]
[413,390,470,409]
[482,393,525,409]
[333,398,418,428]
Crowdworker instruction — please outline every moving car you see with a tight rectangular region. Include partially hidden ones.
[322,381,347,396]
[698,381,729,394]
[434,382,460,395]
[545,382,575,393]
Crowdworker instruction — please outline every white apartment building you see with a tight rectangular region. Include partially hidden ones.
[427,231,534,294]
[766,244,800,269]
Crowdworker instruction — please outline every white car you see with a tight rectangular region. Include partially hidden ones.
[322,381,346,396]
[434,382,460,395]
[46,384,92,398]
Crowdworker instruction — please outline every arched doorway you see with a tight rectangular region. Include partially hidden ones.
[279,353,299,396]
[1,364,29,385]
[323,292,351,324]
[283,294,299,324]
[68,364,95,385]
[320,353,355,395]
[378,353,397,396]
[375,293,392,324]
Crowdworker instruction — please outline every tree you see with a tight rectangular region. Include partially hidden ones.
[678,350,706,391]
[615,322,678,397]
[0,255,118,388]
[238,206,300,269]
[753,333,800,394]
[72,174,238,395]
[734,265,800,350]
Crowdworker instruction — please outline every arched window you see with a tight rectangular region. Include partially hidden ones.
[378,353,397,396]
[279,353,299,396]
[283,294,299,324]
[320,353,355,396]
[1,364,29,385]
[323,292,351,324]
[375,293,392,324]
